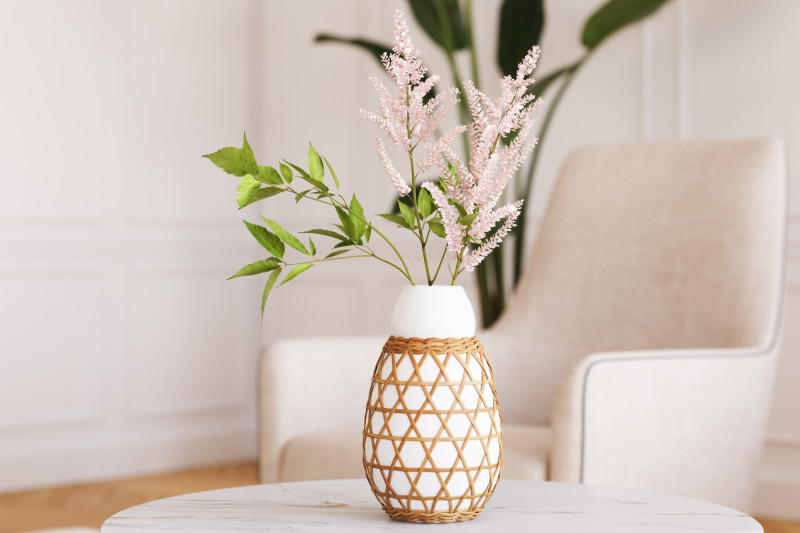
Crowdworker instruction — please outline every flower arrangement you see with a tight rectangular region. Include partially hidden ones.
[204,10,541,312]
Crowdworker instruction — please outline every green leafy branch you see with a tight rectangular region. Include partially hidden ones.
[204,134,424,314]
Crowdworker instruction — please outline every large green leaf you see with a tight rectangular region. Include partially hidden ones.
[281,262,313,285]
[261,268,282,315]
[582,0,671,49]
[408,0,468,50]
[244,221,285,260]
[397,201,417,229]
[241,132,258,171]
[279,162,293,184]
[257,165,283,185]
[228,258,280,280]
[203,146,256,177]
[417,187,434,218]
[259,216,310,255]
[497,0,544,77]
[336,207,357,242]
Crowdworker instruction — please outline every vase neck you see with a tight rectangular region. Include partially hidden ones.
[389,285,476,338]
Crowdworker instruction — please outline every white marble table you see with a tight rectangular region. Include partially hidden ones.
[101,479,762,532]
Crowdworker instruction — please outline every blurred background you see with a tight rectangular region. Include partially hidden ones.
[0,0,798,522]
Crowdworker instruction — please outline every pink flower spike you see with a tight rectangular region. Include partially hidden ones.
[374,137,411,197]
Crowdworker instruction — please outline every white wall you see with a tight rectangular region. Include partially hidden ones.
[0,0,264,491]
[0,0,798,519]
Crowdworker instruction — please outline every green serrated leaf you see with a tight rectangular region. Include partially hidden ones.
[377,213,411,229]
[336,207,357,242]
[324,249,351,259]
[296,172,329,193]
[284,160,311,179]
[428,221,447,238]
[332,239,352,249]
[582,0,671,49]
[322,156,340,189]
[458,212,478,226]
[398,201,417,228]
[257,165,283,185]
[308,238,316,256]
[261,268,282,316]
[244,220,285,260]
[349,194,366,239]
[281,262,313,285]
[308,143,324,181]
[302,228,349,241]
[418,187,434,218]
[236,174,261,209]
[242,132,258,170]
[279,162,293,184]
[239,186,283,209]
[203,146,255,177]
[228,258,280,280]
[259,216,310,255]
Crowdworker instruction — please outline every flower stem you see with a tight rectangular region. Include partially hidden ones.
[406,86,433,285]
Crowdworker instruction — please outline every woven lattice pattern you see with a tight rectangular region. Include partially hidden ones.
[362,336,503,523]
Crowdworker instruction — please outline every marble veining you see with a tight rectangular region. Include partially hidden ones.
[102,479,762,532]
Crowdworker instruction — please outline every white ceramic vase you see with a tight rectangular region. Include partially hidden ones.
[362,285,503,523]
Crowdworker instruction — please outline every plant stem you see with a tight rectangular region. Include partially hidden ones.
[406,86,433,285]
[512,58,586,285]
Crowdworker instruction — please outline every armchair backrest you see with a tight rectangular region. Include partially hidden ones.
[490,138,786,426]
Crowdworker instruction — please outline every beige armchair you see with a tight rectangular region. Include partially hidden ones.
[258,138,786,513]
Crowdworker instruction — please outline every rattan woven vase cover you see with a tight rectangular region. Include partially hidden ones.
[362,286,503,523]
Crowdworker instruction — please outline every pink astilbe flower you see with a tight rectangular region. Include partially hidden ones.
[462,201,523,272]
[361,10,463,197]
[375,137,411,196]
[422,181,464,255]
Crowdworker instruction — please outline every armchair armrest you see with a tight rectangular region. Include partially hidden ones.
[258,335,386,482]
[550,343,779,511]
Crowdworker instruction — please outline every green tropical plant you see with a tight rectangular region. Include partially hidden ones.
[316,0,672,327]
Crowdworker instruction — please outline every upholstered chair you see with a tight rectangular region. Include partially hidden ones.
[258,138,786,513]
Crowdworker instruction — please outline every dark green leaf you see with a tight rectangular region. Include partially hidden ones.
[349,194,366,239]
[203,146,256,177]
[398,201,416,229]
[283,160,311,179]
[582,0,671,49]
[322,156,340,189]
[332,238,353,249]
[257,165,283,185]
[497,0,544,77]
[417,187,434,218]
[378,212,411,229]
[308,143,324,181]
[259,216,310,255]
[408,0,468,50]
[239,186,283,209]
[236,175,261,209]
[279,162,293,184]
[315,34,393,66]
[281,262,313,285]
[429,221,447,238]
[261,268,282,316]
[302,228,349,241]
[228,258,280,280]
[244,220,285,259]
[325,249,351,259]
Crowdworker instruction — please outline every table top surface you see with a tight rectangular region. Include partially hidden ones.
[101,478,762,532]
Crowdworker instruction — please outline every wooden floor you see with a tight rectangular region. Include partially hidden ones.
[0,461,797,533]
